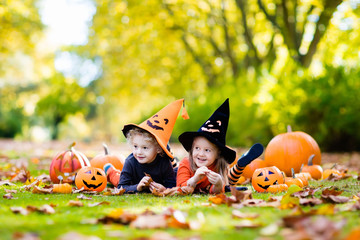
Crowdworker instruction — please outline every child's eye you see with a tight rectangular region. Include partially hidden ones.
[195,147,200,150]
[205,149,211,152]
[143,147,148,150]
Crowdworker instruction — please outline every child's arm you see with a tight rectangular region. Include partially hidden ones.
[176,158,194,187]
[118,156,144,193]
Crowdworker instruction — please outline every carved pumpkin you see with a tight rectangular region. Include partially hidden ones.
[242,158,267,179]
[75,166,107,192]
[264,125,321,176]
[302,154,323,180]
[251,166,284,192]
[90,143,125,171]
[49,142,90,184]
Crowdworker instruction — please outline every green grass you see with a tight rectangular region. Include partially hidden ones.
[1,149,360,240]
[1,177,360,240]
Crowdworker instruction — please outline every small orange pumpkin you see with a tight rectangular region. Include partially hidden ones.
[49,142,90,184]
[302,154,323,180]
[90,143,125,171]
[267,183,288,193]
[53,183,72,194]
[75,166,107,192]
[285,169,304,188]
[251,166,284,192]
[322,164,342,179]
[264,125,321,176]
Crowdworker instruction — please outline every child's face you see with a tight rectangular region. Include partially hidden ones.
[192,136,219,168]
[131,134,160,164]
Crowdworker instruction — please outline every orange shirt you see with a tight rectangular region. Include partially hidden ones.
[176,157,224,194]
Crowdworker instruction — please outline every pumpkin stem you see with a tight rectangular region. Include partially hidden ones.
[307,154,315,166]
[331,163,337,169]
[287,125,292,133]
[291,168,295,178]
[68,142,76,150]
[103,143,109,155]
[300,164,304,172]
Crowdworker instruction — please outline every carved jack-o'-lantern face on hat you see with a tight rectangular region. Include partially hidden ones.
[251,166,284,192]
[122,99,189,159]
[201,120,222,133]
[147,114,169,131]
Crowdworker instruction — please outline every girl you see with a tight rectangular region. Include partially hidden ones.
[176,99,263,194]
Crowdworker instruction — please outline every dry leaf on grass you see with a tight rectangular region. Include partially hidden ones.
[32,185,52,194]
[68,200,84,207]
[0,180,16,186]
[88,201,110,207]
[77,194,92,200]
[3,193,17,199]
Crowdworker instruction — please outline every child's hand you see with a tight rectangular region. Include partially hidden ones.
[206,170,223,187]
[149,182,166,193]
[137,176,152,191]
[194,166,210,180]
[187,166,209,187]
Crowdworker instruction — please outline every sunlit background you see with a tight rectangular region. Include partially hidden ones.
[1,0,360,151]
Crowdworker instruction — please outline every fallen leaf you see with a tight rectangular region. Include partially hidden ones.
[10,207,29,215]
[130,214,167,229]
[0,180,16,186]
[57,231,101,240]
[5,189,17,194]
[299,198,323,206]
[321,194,349,204]
[32,186,52,194]
[232,209,259,219]
[234,219,262,229]
[68,200,84,207]
[77,194,92,200]
[208,194,227,205]
[10,169,30,183]
[88,201,110,207]
[3,193,17,199]
[12,232,40,240]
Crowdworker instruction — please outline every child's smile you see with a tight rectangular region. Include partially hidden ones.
[192,136,219,168]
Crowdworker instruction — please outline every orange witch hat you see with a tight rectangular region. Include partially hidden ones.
[122,99,189,158]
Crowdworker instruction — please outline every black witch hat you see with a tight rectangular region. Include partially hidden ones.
[178,98,236,163]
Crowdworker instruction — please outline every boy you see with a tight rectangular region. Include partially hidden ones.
[105,99,189,193]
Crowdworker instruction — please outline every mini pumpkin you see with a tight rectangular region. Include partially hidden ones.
[251,166,284,192]
[302,154,323,180]
[267,183,288,193]
[90,143,125,171]
[49,142,90,184]
[322,164,342,179]
[285,169,304,188]
[75,166,107,192]
[53,183,72,194]
[264,125,321,176]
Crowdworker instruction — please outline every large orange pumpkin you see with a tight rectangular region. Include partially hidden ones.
[264,126,321,177]
[251,166,284,192]
[49,143,90,184]
[90,143,124,171]
[75,166,107,192]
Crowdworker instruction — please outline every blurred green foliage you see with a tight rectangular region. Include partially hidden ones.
[1,0,360,151]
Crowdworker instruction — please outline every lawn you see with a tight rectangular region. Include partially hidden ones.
[1,140,360,240]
